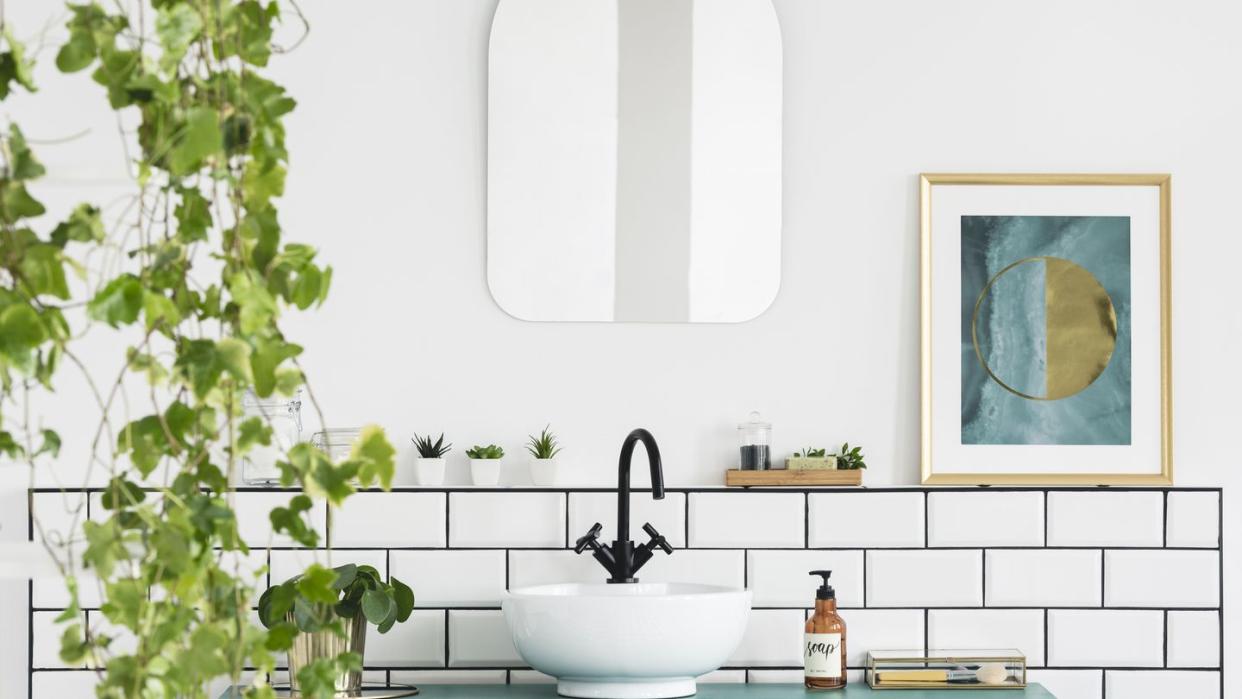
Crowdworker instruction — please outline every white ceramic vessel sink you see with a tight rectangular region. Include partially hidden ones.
[503,582,752,699]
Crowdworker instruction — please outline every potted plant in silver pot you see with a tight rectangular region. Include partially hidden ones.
[259,563,414,695]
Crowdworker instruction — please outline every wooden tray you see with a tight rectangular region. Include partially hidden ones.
[725,469,862,487]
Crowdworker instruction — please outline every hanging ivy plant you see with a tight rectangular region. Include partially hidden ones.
[0,2,398,697]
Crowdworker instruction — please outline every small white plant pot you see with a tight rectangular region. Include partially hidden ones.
[470,458,502,486]
[529,458,559,486]
[414,457,446,486]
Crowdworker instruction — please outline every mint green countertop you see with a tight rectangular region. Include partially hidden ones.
[222,684,1053,698]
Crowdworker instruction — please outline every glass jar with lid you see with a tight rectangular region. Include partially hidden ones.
[241,390,302,485]
[311,428,363,462]
[738,410,772,470]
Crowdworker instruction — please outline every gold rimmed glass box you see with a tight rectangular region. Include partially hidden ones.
[866,649,1027,690]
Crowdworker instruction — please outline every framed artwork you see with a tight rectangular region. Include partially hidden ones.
[920,174,1171,485]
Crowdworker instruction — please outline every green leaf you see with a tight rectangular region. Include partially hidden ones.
[216,337,253,383]
[250,336,301,397]
[142,289,182,332]
[0,303,46,358]
[168,107,221,176]
[0,182,45,222]
[391,577,414,623]
[50,204,105,246]
[296,564,339,605]
[56,33,96,73]
[155,4,203,73]
[87,274,144,327]
[290,265,321,310]
[237,416,273,453]
[228,271,278,335]
[332,564,357,591]
[6,125,44,180]
[263,620,298,651]
[242,160,285,209]
[0,31,37,98]
[350,425,396,490]
[18,245,70,299]
[34,429,60,458]
[174,188,211,242]
[360,588,394,626]
[99,476,145,510]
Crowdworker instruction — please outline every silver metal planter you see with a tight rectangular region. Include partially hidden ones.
[287,612,367,696]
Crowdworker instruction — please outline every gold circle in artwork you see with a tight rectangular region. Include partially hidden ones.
[971,256,1118,401]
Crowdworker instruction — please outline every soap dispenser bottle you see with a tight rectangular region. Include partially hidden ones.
[805,570,847,690]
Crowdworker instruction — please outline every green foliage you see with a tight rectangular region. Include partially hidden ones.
[833,442,867,470]
[793,447,827,458]
[412,432,452,458]
[525,425,562,460]
[0,3,401,698]
[466,444,504,459]
[258,563,414,635]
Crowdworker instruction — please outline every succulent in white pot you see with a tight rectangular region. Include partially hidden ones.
[526,425,563,486]
[411,432,451,486]
[466,444,505,486]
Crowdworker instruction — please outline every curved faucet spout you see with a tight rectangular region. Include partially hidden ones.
[618,428,664,546]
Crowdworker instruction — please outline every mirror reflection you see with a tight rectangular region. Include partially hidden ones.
[487,0,783,322]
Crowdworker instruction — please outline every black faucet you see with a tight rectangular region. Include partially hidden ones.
[573,428,674,583]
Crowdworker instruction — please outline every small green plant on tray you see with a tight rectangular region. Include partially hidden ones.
[526,425,563,459]
[793,447,828,458]
[259,563,414,635]
[466,444,505,459]
[412,432,452,458]
[834,442,867,470]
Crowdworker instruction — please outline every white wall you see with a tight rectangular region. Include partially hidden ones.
[2,0,1240,696]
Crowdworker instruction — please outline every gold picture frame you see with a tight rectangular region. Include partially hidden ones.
[920,173,1172,485]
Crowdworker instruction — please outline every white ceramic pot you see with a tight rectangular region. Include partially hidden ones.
[504,583,752,698]
[414,457,446,486]
[529,458,558,486]
[470,458,502,486]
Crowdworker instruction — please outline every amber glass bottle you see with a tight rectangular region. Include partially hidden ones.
[804,570,847,690]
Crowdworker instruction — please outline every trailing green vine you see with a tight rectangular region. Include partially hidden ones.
[0,2,397,697]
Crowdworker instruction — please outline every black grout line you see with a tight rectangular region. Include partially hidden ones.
[28,485,1228,494]
[1162,491,1169,548]
[1043,490,1049,546]
[1043,609,1049,668]
[1100,548,1107,608]
[444,492,451,548]
[563,492,570,549]
[803,492,809,548]
[1162,609,1168,668]
[923,491,930,548]
[442,609,450,669]
[1218,490,1225,699]
[683,492,690,547]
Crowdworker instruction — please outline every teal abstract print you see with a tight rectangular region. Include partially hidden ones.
[961,216,1131,445]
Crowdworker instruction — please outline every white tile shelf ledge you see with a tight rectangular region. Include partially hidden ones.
[27,487,1223,699]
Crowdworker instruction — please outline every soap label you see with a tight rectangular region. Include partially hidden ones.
[804,632,842,679]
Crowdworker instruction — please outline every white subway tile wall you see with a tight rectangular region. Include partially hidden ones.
[449,492,566,548]
[866,549,983,607]
[747,549,864,607]
[985,549,1101,607]
[808,492,924,547]
[1047,609,1164,667]
[1104,550,1220,608]
[331,492,447,547]
[927,609,1045,666]
[927,491,1044,547]
[1165,491,1220,548]
[1166,611,1221,668]
[689,493,804,548]
[1046,491,1164,547]
[27,487,1224,697]
[1105,670,1221,698]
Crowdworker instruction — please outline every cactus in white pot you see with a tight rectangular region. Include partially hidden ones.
[412,433,451,486]
[526,425,563,486]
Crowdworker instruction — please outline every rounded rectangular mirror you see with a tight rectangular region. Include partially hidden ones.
[488,0,782,322]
